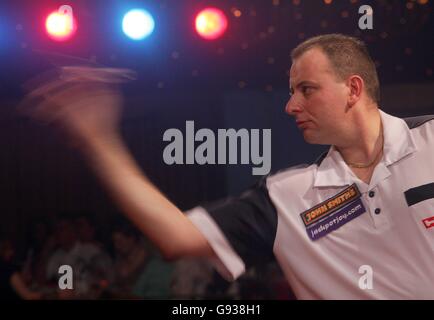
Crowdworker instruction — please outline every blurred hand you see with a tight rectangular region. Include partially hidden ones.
[19,67,134,147]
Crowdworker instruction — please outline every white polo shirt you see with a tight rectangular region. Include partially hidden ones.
[187,110,434,299]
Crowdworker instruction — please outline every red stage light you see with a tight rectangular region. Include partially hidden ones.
[45,9,76,42]
[195,8,228,40]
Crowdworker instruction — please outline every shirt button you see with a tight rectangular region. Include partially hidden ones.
[375,208,381,215]
[369,191,375,198]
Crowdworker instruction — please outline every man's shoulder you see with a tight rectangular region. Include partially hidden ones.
[265,154,326,190]
[267,164,314,183]
[402,114,434,129]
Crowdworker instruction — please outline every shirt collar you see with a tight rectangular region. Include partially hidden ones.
[313,110,417,188]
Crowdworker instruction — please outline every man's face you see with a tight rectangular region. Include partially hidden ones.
[286,48,350,145]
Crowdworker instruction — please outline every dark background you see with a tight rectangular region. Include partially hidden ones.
[0,0,433,248]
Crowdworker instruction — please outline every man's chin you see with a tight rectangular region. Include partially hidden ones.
[302,131,318,144]
[302,131,328,145]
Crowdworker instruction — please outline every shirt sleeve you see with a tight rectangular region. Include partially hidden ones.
[186,177,278,281]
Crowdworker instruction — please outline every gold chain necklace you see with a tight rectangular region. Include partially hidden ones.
[346,123,384,169]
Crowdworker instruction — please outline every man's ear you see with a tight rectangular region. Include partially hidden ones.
[347,75,364,107]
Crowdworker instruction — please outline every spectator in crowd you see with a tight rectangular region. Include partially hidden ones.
[170,258,214,299]
[0,236,42,300]
[110,221,173,299]
[22,219,54,288]
[45,217,113,299]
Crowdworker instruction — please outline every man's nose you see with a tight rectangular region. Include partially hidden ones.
[285,96,303,116]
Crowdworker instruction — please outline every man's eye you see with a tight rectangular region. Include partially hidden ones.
[302,87,314,95]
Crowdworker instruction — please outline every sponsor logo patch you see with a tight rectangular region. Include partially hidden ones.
[422,216,434,229]
[300,184,366,241]
[301,184,361,226]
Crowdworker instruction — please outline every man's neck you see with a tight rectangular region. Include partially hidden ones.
[336,108,383,169]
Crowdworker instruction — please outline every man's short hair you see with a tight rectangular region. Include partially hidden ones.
[291,34,380,103]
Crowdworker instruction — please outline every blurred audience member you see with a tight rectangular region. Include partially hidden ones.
[110,221,173,299]
[0,237,42,300]
[170,258,214,299]
[45,217,113,299]
[22,219,54,287]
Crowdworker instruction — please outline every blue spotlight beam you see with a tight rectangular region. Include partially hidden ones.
[122,9,155,41]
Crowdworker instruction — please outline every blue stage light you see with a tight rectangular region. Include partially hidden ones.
[122,9,155,41]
